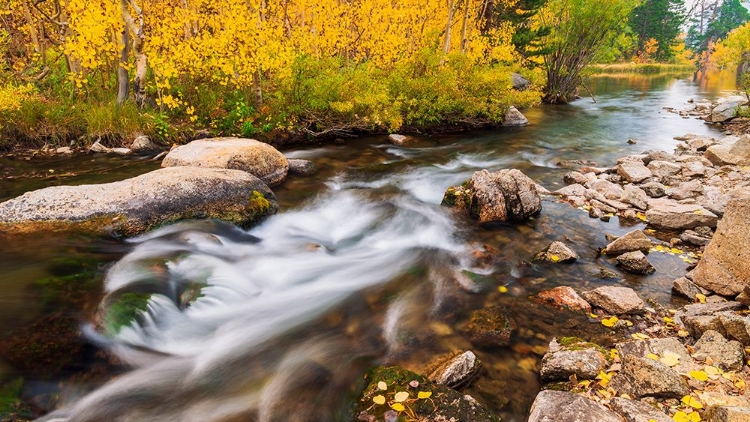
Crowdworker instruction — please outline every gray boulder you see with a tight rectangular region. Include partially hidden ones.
[130,135,159,152]
[618,162,653,183]
[708,96,747,123]
[692,189,750,296]
[528,391,624,422]
[609,397,672,422]
[646,198,718,230]
[621,185,650,210]
[609,354,688,399]
[503,106,529,126]
[161,137,289,186]
[511,72,530,90]
[582,286,645,315]
[287,158,316,176]
[604,230,652,256]
[0,167,278,237]
[616,250,655,275]
[428,350,482,389]
[535,241,579,263]
[388,133,418,147]
[540,338,607,382]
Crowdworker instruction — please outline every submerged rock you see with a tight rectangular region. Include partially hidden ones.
[534,241,579,263]
[0,167,278,237]
[354,366,499,422]
[387,133,419,147]
[528,390,623,422]
[692,189,750,296]
[540,338,607,382]
[582,286,645,315]
[466,306,514,347]
[287,158,316,176]
[616,251,655,275]
[442,169,541,223]
[161,137,289,186]
[604,230,652,256]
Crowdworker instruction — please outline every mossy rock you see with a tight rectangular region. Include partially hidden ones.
[100,292,152,337]
[32,259,102,311]
[0,377,32,421]
[466,306,514,348]
[353,366,499,422]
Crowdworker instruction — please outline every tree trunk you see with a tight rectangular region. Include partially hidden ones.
[120,0,147,107]
[440,0,458,65]
[21,0,41,55]
[116,25,130,105]
[252,70,263,108]
[459,0,470,54]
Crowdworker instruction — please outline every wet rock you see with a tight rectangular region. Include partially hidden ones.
[692,189,750,296]
[717,312,750,346]
[582,286,645,315]
[704,135,750,166]
[555,184,587,197]
[686,136,717,151]
[466,306,514,347]
[354,366,499,422]
[641,182,666,198]
[646,198,718,230]
[540,338,607,382]
[616,251,655,275]
[682,314,726,338]
[647,160,681,181]
[667,179,703,200]
[388,134,418,147]
[162,137,289,186]
[442,169,542,223]
[621,185,650,210]
[535,241,579,263]
[428,350,482,389]
[590,179,624,199]
[564,171,589,185]
[533,286,591,314]
[673,277,709,300]
[595,267,620,279]
[617,162,653,183]
[503,106,529,126]
[678,301,744,318]
[680,230,711,246]
[56,146,73,154]
[89,140,132,155]
[0,167,278,237]
[511,72,530,90]
[609,354,689,399]
[609,397,672,422]
[287,159,316,176]
[692,330,744,371]
[528,390,623,422]
[130,135,159,152]
[604,230,652,256]
[707,406,750,422]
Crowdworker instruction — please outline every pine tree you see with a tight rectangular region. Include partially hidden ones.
[629,0,686,61]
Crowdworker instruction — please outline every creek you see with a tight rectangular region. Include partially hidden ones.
[0,72,737,421]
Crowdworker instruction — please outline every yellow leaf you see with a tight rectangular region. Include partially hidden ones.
[550,254,560,262]
[632,333,649,340]
[390,403,405,412]
[418,391,432,399]
[678,329,690,338]
[373,395,386,405]
[736,378,746,389]
[589,313,599,319]
[578,380,591,387]
[377,381,387,390]
[647,353,660,361]
[601,316,619,327]
[596,371,611,387]
[498,286,508,293]
[696,294,706,303]
[682,395,703,409]
[660,351,680,367]
[673,411,701,422]
[394,391,409,402]
[689,370,708,382]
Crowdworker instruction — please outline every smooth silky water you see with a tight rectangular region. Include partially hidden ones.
[0,73,736,421]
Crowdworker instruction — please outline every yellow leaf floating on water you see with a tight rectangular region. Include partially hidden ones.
[390,403,405,412]
[377,381,387,391]
[681,395,703,409]
[418,391,432,399]
[673,410,701,422]
[394,391,409,402]
[601,316,619,327]
[498,286,508,293]
[632,333,649,340]
[696,294,707,304]
[660,351,680,367]
[373,395,386,405]
[689,370,709,382]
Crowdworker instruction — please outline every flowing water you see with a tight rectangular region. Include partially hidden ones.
[0,72,738,422]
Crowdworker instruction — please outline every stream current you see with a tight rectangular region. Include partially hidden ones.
[0,73,737,421]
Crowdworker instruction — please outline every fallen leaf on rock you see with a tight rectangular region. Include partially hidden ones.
[660,351,680,367]
[682,395,703,409]
[601,316,619,327]
[373,395,386,405]
[689,370,709,382]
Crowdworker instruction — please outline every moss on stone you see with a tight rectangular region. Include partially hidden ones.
[102,292,152,336]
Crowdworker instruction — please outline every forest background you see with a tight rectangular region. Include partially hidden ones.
[0,0,749,149]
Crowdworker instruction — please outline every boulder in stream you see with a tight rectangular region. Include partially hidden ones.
[0,167,278,237]
[533,286,591,314]
[427,350,482,389]
[582,286,645,315]
[442,169,541,223]
[528,390,623,422]
[161,137,289,186]
[616,250,655,275]
[604,230,652,256]
[534,241,579,263]
[503,106,529,126]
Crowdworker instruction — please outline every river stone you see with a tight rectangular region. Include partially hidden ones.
[443,169,541,223]
[680,230,711,246]
[707,406,750,422]
[161,137,289,186]
[56,146,73,154]
[645,198,718,230]
[604,230,652,256]
[355,366,499,422]
[692,330,744,371]
[609,397,672,422]
[717,312,750,346]
[641,182,666,198]
[528,390,623,422]
[130,135,159,152]
[466,306,514,347]
[621,185,650,210]
[682,161,706,178]
[668,179,703,201]
[590,179,624,199]
[287,158,316,176]
[705,135,750,166]
[535,241,579,263]
[682,314,726,338]
[616,251,655,275]
[647,160,681,180]
[503,106,529,126]
[388,133,418,147]
[673,277,709,300]
[564,171,589,185]
[533,286,591,314]
[644,150,677,164]
[0,167,278,237]
[609,354,689,399]
[709,96,747,123]
[555,184,587,197]
[618,162,653,183]
[540,338,607,382]
[428,350,482,389]
[582,286,645,315]
[692,189,750,296]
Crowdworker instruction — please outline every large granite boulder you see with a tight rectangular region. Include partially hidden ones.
[0,167,278,237]
[704,135,750,166]
[604,230,652,256]
[528,391,624,422]
[645,198,718,230]
[161,137,289,186]
[503,106,529,126]
[692,189,750,296]
[442,169,542,223]
[708,96,748,123]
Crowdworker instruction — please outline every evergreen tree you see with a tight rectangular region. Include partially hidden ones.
[484,0,551,66]
[686,0,750,55]
[629,0,686,61]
